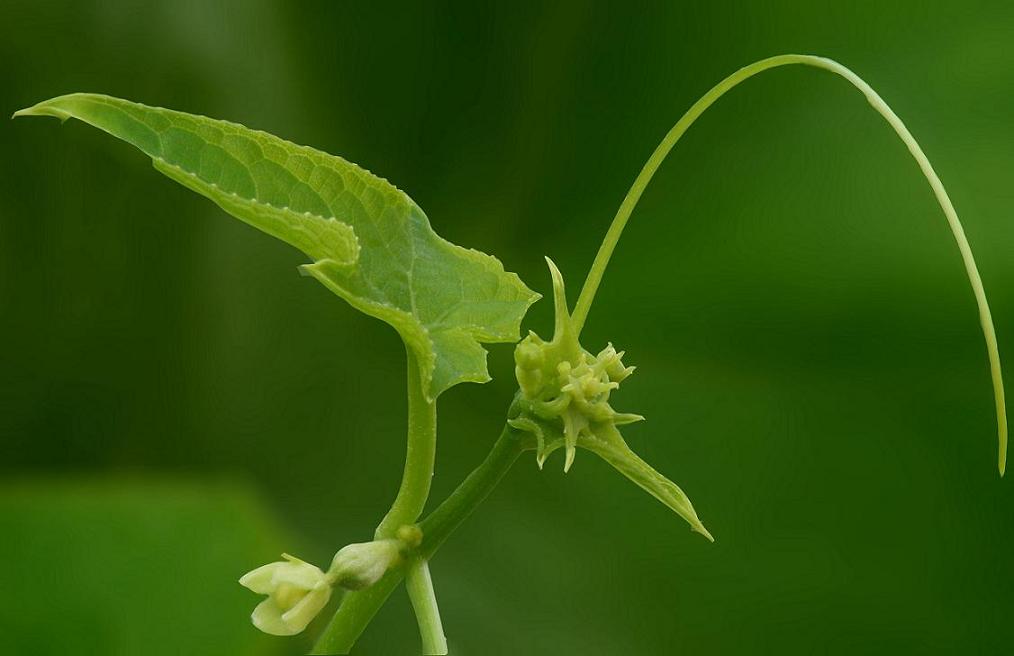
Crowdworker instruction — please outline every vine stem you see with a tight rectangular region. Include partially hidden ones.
[406,560,448,655]
[311,574,402,655]
[418,425,525,558]
[570,54,1007,474]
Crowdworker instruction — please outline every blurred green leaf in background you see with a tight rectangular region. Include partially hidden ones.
[2,2,1013,654]
[0,480,299,655]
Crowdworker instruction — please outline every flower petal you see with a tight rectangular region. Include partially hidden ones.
[274,561,326,590]
[280,584,332,633]
[251,598,299,636]
[239,562,284,594]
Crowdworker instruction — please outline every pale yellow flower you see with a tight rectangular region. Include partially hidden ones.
[239,553,332,636]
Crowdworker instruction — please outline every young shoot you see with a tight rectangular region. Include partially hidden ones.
[14,53,1006,655]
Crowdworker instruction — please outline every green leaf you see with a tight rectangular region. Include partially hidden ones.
[0,478,300,656]
[15,94,539,399]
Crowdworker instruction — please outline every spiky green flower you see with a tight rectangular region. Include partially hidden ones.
[511,258,713,541]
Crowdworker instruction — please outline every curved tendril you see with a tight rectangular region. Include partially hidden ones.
[571,54,1007,475]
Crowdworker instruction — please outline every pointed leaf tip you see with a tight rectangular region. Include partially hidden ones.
[12,99,71,121]
[12,103,39,119]
[694,524,715,543]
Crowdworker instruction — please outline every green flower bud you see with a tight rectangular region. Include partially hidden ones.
[598,343,635,382]
[328,539,403,591]
[515,337,546,397]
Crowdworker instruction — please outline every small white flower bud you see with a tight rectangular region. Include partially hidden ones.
[328,539,403,590]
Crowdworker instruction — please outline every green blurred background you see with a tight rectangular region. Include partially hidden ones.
[2,2,1013,654]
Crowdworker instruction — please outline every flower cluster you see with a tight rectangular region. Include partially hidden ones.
[511,258,643,471]
[510,258,712,541]
[239,529,419,636]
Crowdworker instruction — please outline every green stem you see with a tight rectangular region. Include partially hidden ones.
[376,347,439,539]
[406,560,448,655]
[418,425,525,559]
[311,573,403,655]
[570,54,1006,474]
[380,351,445,651]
